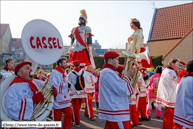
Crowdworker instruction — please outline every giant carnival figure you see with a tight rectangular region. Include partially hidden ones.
[67,9,96,69]
[127,18,153,69]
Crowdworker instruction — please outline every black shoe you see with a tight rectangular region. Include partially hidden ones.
[131,125,135,128]
[84,115,89,118]
[141,117,150,121]
[137,123,142,125]
[156,116,160,119]
[138,118,143,122]
[89,117,96,121]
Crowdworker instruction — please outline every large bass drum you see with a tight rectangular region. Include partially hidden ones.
[0,19,63,121]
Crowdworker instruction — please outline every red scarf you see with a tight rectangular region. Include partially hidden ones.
[74,67,81,72]
[3,65,14,71]
[164,65,169,69]
[185,72,193,76]
[74,26,86,47]
[54,66,66,79]
[10,77,38,94]
[102,63,116,71]
[177,70,186,84]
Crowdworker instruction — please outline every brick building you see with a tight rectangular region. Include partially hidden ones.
[147,2,193,64]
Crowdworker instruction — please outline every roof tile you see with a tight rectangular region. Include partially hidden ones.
[151,3,193,40]
[0,24,9,38]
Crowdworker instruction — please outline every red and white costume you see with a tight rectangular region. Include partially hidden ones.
[49,66,72,129]
[129,85,140,125]
[67,9,95,68]
[99,63,134,129]
[84,70,97,118]
[156,66,178,128]
[4,77,47,129]
[68,68,86,125]
[5,79,41,121]
[173,73,193,128]
[136,70,147,119]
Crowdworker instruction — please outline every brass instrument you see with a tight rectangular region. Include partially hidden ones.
[30,73,54,121]
[122,51,140,88]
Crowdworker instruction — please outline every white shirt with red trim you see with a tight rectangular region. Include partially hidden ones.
[84,71,97,93]
[99,68,134,122]
[4,81,41,120]
[49,70,70,109]
[138,71,146,97]
[156,67,177,108]
[130,84,139,105]
[173,76,193,128]
[68,69,86,99]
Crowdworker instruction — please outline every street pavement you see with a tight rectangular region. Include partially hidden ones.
[70,101,165,129]
[0,101,165,129]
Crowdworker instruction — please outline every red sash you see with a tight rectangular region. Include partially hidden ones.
[74,26,86,47]
[10,77,38,94]
[54,66,66,79]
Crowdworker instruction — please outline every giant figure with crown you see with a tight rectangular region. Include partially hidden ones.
[67,9,96,69]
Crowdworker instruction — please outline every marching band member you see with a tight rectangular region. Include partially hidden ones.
[136,61,150,121]
[67,9,95,69]
[49,58,72,129]
[173,60,193,129]
[127,18,144,54]
[84,64,97,120]
[68,60,86,127]
[117,65,142,127]
[156,58,179,128]
[1,58,14,74]
[146,66,162,118]
[129,84,142,127]
[4,61,57,122]
[99,51,135,129]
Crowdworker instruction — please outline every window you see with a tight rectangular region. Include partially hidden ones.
[11,47,15,51]
[65,48,68,52]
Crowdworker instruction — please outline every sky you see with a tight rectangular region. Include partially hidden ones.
[1,1,192,49]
